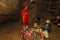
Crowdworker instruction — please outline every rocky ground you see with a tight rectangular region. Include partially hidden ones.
[0,21,60,40]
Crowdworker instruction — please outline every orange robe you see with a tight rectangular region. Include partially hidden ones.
[21,9,29,25]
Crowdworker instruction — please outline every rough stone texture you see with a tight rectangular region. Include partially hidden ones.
[0,33,11,40]
[0,21,22,40]
[0,0,19,15]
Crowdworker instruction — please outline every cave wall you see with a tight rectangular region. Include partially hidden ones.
[0,0,19,15]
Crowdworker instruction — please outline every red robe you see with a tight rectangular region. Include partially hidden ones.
[21,9,29,25]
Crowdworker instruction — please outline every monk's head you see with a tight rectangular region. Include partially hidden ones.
[24,6,28,9]
[56,16,60,19]
[33,22,38,28]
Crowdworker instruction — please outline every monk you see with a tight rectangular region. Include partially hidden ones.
[21,6,29,27]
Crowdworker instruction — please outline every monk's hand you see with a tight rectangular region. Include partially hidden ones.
[22,13,28,16]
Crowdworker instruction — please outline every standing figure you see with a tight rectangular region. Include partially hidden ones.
[56,16,60,28]
[21,6,29,27]
[31,22,41,40]
[21,25,32,40]
[51,16,60,28]
[44,19,51,32]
